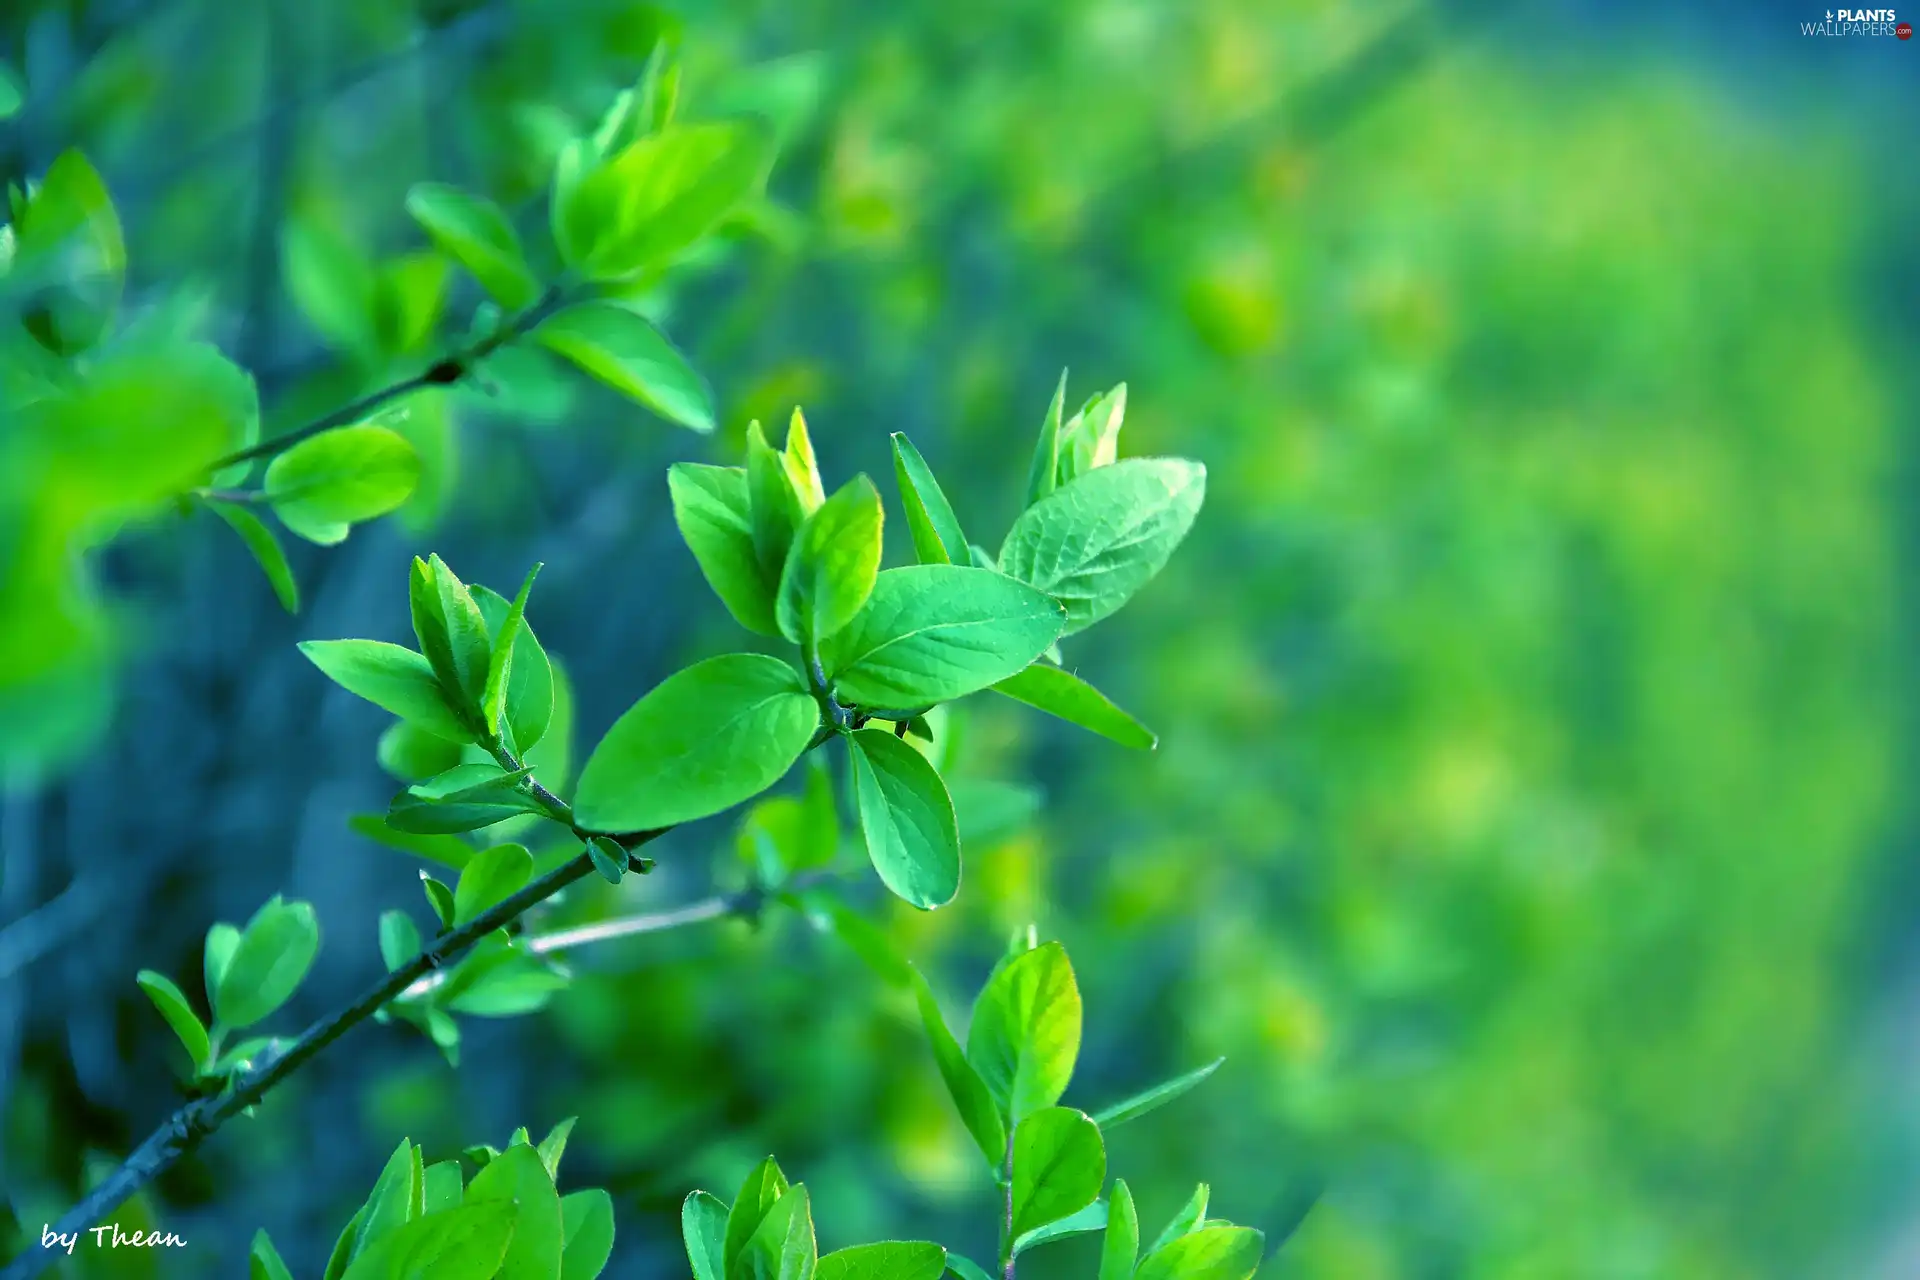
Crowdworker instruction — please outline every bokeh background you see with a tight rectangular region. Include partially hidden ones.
[2,0,1916,1275]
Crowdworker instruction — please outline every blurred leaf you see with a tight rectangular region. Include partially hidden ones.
[991,663,1155,750]
[946,779,1042,847]
[283,215,379,363]
[264,425,421,545]
[204,923,240,1001]
[967,941,1082,1124]
[1010,1108,1105,1239]
[535,303,713,431]
[944,1258,996,1280]
[847,728,960,910]
[14,149,124,352]
[407,184,542,311]
[206,502,299,613]
[0,63,21,120]
[250,1230,294,1280]
[572,654,815,831]
[379,911,421,972]
[377,722,467,785]
[420,873,456,930]
[349,814,472,871]
[916,981,1006,1169]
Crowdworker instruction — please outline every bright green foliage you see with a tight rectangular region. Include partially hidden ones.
[472,578,557,754]
[405,184,542,312]
[815,1242,946,1280]
[451,843,534,925]
[1100,1181,1140,1280]
[560,1189,616,1280]
[1092,1058,1225,1130]
[1014,1198,1108,1255]
[467,1144,565,1280]
[777,474,883,647]
[263,424,421,545]
[250,1229,294,1280]
[586,836,627,885]
[821,566,1065,709]
[723,1157,790,1272]
[991,662,1156,750]
[572,654,817,831]
[1009,1107,1105,1238]
[683,1190,731,1280]
[1133,1226,1266,1280]
[782,410,827,513]
[847,727,960,909]
[387,765,545,834]
[735,1184,816,1280]
[1143,1184,1208,1256]
[890,433,969,565]
[966,940,1082,1124]
[1000,458,1205,637]
[481,564,540,739]
[747,421,807,588]
[213,895,321,1030]
[1053,383,1128,489]
[411,554,492,723]
[533,303,714,431]
[915,983,1007,1169]
[1024,370,1070,508]
[301,640,470,742]
[134,970,209,1073]
[379,911,421,972]
[670,462,779,635]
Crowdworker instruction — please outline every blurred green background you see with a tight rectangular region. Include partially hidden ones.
[2,0,1914,1276]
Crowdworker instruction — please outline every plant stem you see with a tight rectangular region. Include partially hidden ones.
[1001,1136,1018,1280]
[198,284,568,477]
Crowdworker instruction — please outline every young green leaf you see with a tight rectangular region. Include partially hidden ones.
[388,766,545,835]
[587,836,627,885]
[0,62,23,122]
[1010,1108,1105,1240]
[735,1185,816,1280]
[283,216,379,364]
[15,150,126,352]
[669,463,780,635]
[263,424,421,545]
[999,458,1205,636]
[135,970,209,1071]
[376,720,466,784]
[453,843,535,925]
[777,474,883,646]
[405,184,542,311]
[822,566,1065,709]
[890,433,968,566]
[561,1188,616,1280]
[299,640,472,743]
[723,1157,790,1274]
[1015,1200,1108,1255]
[413,554,493,714]
[460,1144,564,1280]
[916,982,1007,1169]
[783,409,826,513]
[349,814,473,871]
[1055,384,1127,487]
[482,564,542,740]
[1145,1185,1209,1255]
[1100,1181,1140,1280]
[338,1201,521,1280]
[847,728,960,910]
[538,1116,578,1180]
[213,896,321,1030]
[572,654,817,832]
[684,1190,731,1280]
[991,663,1157,750]
[250,1229,295,1280]
[747,421,806,588]
[816,1242,947,1280]
[534,303,714,431]
[423,1162,463,1214]
[208,501,299,613]
[1091,1057,1225,1130]
[205,922,241,999]
[966,940,1082,1124]
[561,120,775,278]
[421,873,457,929]
[350,1139,420,1264]
[472,582,556,754]
[1133,1226,1265,1280]
[378,911,421,972]
[944,1257,996,1280]
[1024,370,1069,508]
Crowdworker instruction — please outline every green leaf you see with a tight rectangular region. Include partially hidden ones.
[747,421,806,589]
[537,1116,577,1180]
[411,554,493,718]
[424,1161,464,1214]
[947,779,1042,848]
[483,564,541,739]
[847,729,960,910]
[945,1258,996,1280]
[684,1190,731,1280]
[1145,1185,1209,1256]
[815,1243,946,1280]
[778,474,883,646]
[339,1201,520,1280]
[782,409,826,513]
[283,215,379,363]
[466,1143,564,1280]
[890,434,968,566]
[250,1229,295,1280]
[406,183,542,311]
[561,1189,616,1280]
[376,721,466,785]
[723,1158,789,1275]
[800,894,915,990]
[388,765,545,834]
[351,1139,420,1263]
[573,654,817,832]
[991,663,1156,750]
[999,459,1205,636]
[535,303,713,431]
[669,463,779,635]
[213,896,321,1029]
[916,981,1007,1169]
[453,843,535,926]
[1015,1200,1108,1255]
[473,583,557,754]
[1055,384,1127,487]
[1024,370,1068,508]
[1133,1226,1264,1280]
[208,501,299,613]
[300,640,471,744]
[1100,1181,1140,1280]
[822,566,1065,709]
[966,940,1082,1124]
[561,120,775,278]
[0,63,22,121]
[324,1205,367,1280]
[378,911,421,971]
[349,813,473,871]
[1091,1058,1225,1130]
[1010,1108,1105,1239]
[14,149,126,352]
[264,424,421,546]
[421,873,457,929]
[135,970,209,1072]
[587,836,627,885]
[733,1185,815,1280]
[204,922,241,1001]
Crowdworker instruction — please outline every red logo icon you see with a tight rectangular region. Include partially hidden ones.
[1900,20,1914,37]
